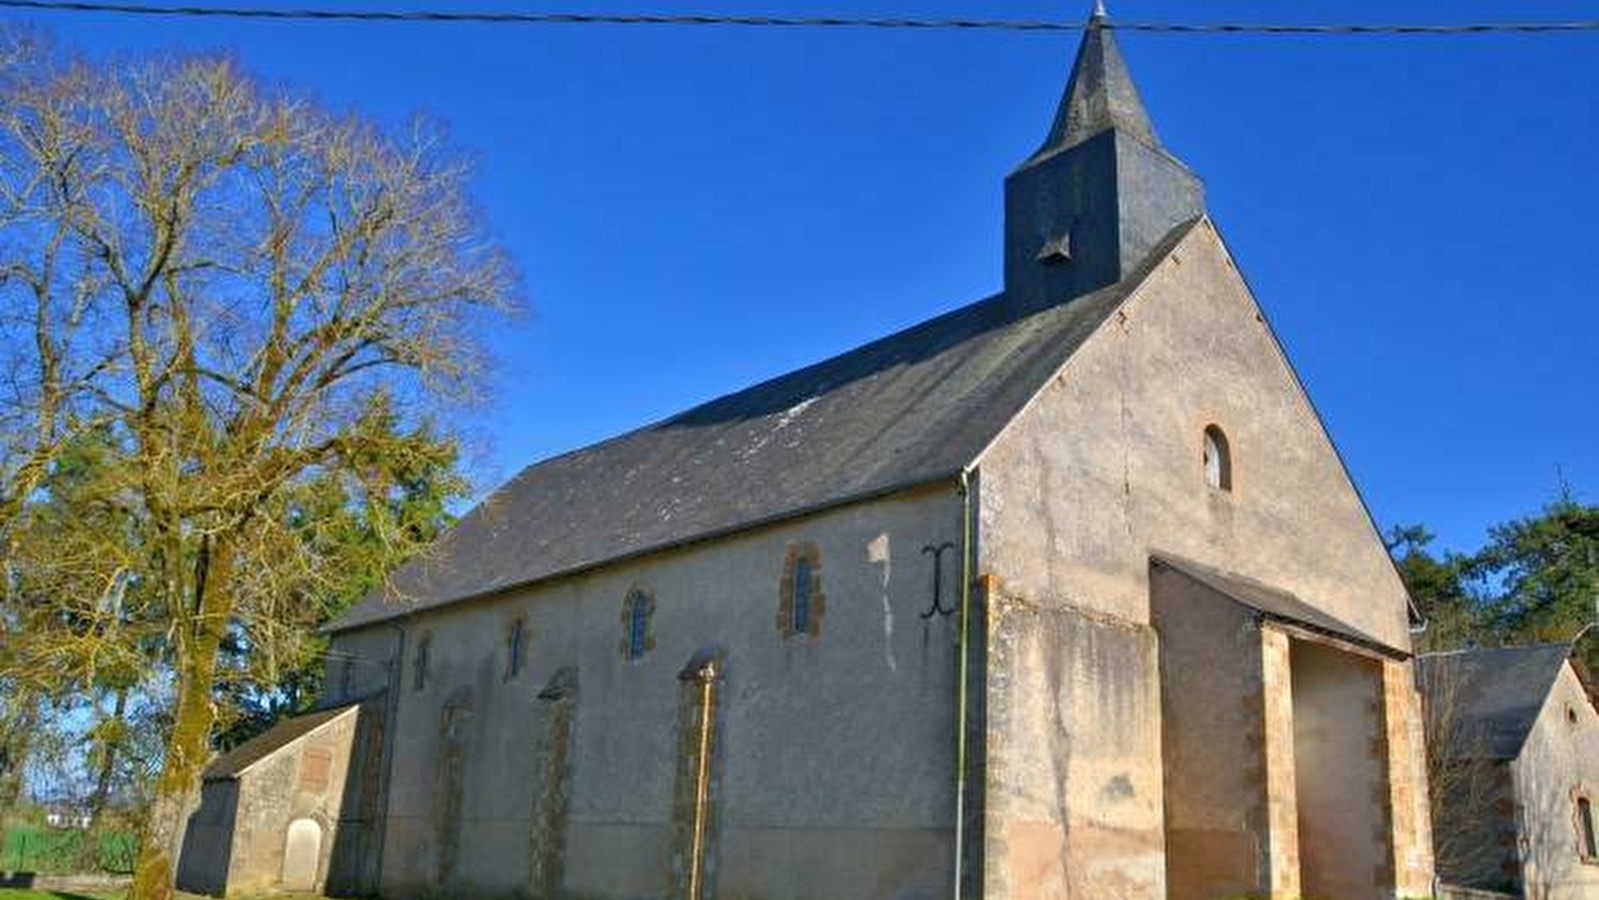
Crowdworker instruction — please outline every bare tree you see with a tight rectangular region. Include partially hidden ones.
[1419,661,1518,892]
[0,45,515,900]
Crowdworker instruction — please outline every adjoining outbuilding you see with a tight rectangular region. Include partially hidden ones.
[1420,639,1599,900]
[175,699,385,898]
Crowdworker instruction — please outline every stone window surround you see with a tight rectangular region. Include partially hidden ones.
[777,541,826,640]
[620,588,657,661]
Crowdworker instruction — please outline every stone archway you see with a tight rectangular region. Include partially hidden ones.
[282,817,323,892]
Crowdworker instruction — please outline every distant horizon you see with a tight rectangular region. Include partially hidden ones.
[10,0,1596,558]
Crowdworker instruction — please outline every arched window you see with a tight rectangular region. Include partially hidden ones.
[779,543,825,639]
[1203,425,1233,492]
[412,633,432,692]
[505,617,527,681]
[622,590,654,661]
[1579,795,1597,860]
[793,557,814,634]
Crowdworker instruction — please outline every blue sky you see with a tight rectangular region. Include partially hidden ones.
[13,0,1598,556]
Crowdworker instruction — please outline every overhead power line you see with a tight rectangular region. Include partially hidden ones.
[1,1,1599,36]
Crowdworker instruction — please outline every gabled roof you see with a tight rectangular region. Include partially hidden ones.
[1152,553,1405,657]
[203,701,362,781]
[1417,643,1579,760]
[329,220,1204,633]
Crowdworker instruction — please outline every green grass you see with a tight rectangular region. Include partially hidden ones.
[0,827,135,875]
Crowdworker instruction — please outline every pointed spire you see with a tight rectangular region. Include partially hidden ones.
[1002,2,1203,311]
[1028,4,1159,162]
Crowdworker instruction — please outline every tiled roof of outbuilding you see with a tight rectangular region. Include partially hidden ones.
[328,220,1205,633]
[1416,643,1577,760]
[202,701,362,781]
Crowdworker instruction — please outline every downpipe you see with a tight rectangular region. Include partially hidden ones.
[952,469,974,900]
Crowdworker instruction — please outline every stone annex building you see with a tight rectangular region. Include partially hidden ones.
[1420,643,1599,900]
[176,10,1438,900]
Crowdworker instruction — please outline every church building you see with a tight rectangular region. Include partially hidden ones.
[176,9,1437,900]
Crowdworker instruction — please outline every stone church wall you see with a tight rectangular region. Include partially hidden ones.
[334,484,966,900]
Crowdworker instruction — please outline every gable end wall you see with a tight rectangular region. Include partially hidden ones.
[976,219,1411,646]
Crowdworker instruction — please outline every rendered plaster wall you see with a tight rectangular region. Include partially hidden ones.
[975,220,1429,898]
[981,579,1164,900]
[335,485,964,900]
[223,708,363,897]
[1149,563,1270,900]
[1512,662,1599,900]
[976,219,1413,649]
[1290,640,1393,900]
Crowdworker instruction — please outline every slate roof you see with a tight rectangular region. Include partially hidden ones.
[328,219,1205,633]
[1030,9,1161,164]
[1152,553,1404,657]
[202,701,362,781]
[1416,643,1578,760]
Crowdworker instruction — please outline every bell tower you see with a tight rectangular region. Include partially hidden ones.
[1004,3,1205,310]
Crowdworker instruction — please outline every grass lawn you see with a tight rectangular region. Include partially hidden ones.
[0,826,136,875]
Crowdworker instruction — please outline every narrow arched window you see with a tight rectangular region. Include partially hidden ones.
[622,590,654,661]
[1203,425,1232,492]
[413,633,432,692]
[505,617,526,681]
[1579,796,1597,860]
[793,557,813,634]
[779,543,825,639]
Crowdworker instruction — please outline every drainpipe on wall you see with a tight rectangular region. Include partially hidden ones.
[952,469,975,900]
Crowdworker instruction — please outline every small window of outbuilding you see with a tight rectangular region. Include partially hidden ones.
[340,658,356,698]
[1579,796,1597,860]
[1203,425,1233,492]
[413,633,432,692]
[621,590,655,661]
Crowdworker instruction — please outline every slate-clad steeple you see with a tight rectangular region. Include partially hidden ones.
[1004,3,1205,310]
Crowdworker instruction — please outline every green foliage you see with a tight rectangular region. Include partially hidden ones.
[1469,494,1599,653]
[1387,523,1479,653]
[1390,492,1599,671]
[214,405,467,748]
